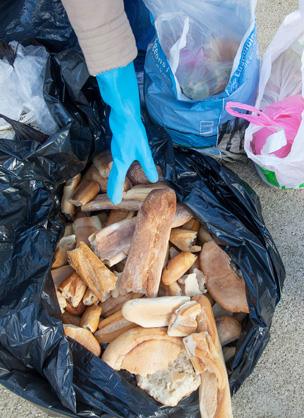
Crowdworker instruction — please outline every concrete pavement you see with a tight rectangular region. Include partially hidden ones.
[0,1,302,417]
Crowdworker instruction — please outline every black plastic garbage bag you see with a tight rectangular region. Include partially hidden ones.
[0,0,77,51]
[0,42,285,417]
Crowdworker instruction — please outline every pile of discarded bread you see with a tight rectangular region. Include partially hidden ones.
[52,152,249,417]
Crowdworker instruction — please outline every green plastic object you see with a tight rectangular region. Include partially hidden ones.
[256,165,304,189]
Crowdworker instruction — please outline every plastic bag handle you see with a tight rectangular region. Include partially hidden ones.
[226,102,279,128]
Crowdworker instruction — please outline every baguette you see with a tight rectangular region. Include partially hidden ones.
[170,229,201,252]
[137,351,200,407]
[58,272,87,308]
[52,235,76,269]
[80,304,103,333]
[101,292,142,317]
[83,288,99,306]
[73,216,101,246]
[123,183,168,201]
[106,210,134,226]
[199,241,249,313]
[61,174,81,217]
[68,242,117,302]
[167,282,183,296]
[189,295,233,418]
[82,195,142,212]
[69,180,100,207]
[122,296,190,328]
[65,300,86,316]
[62,312,81,327]
[120,188,176,297]
[64,324,101,357]
[51,265,74,289]
[183,218,201,232]
[56,291,67,313]
[89,218,136,267]
[198,226,213,243]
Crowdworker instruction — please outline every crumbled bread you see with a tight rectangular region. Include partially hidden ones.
[137,352,200,407]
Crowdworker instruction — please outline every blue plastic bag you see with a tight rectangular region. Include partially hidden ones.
[144,0,260,155]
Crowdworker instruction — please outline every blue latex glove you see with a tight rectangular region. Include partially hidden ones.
[96,63,158,204]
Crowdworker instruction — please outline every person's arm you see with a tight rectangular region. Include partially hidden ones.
[62,0,158,204]
[61,0,137,74]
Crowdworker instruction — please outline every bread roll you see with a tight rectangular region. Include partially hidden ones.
[172,204,193,228]
[216,316,241,346]
[64,324,101,357]
[162,252,197,286]
[200,241,249,313]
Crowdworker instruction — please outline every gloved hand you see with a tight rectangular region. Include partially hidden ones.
[96,62,158,204]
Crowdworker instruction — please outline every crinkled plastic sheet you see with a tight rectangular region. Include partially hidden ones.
[0,46,285,417]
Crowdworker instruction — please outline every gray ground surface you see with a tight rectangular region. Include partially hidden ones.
[0,1,302,417]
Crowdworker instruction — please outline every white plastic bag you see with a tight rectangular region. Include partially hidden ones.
[244,2,304,188]
[144,0,254,100]
[0,42,57,139]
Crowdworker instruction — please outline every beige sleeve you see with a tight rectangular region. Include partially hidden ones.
[61,0,137,75]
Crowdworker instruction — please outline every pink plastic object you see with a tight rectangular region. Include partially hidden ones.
[226,96,304,158]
